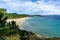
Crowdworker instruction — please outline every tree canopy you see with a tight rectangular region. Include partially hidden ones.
[0,8,7,13]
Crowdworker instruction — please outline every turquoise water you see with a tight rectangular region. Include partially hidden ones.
[20,16,60,37]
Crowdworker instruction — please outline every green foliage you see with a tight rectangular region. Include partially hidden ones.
[6,13,29,19]
[0,13,8,27]
[7,21,19,34]
[0,13,19,36]
[0,8,7,13]
[0,8,30,19]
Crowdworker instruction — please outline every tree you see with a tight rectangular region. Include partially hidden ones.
[0,13,7,27]
[0,8,7,13]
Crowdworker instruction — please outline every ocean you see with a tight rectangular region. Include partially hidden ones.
[20,15,60,37]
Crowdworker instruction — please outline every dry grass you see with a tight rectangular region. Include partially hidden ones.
[6,34,20,40]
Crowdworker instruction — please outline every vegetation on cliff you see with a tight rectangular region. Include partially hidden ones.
[0,13,41,40]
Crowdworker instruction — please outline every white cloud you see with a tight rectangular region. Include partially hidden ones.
[0,0,60,15]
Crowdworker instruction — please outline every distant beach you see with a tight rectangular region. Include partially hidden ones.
[7,17,30,26]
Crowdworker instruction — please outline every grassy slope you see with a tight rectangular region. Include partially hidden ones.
[5,30,60,40]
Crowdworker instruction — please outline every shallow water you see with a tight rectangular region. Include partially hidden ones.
[20,15,60,37]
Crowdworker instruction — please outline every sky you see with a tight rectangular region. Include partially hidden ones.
[0,0,60,15]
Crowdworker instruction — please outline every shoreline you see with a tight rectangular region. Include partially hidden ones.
[7,17,49,38]
[7,17,30,26]
[7,17,60,38]
[7,17,43,38]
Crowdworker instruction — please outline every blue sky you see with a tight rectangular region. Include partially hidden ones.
[0,0,60,15]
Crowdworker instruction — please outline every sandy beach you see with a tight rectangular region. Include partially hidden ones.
[7,17,30,26]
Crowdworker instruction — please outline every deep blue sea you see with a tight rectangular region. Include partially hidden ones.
[20,15,60,37]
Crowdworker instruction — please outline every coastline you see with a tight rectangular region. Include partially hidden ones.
[7,17,60,39]
[7,17,43,38]
[7,17,30,26]
[7,17,47,38]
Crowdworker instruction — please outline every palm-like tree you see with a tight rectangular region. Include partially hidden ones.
[0,13,7,27]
